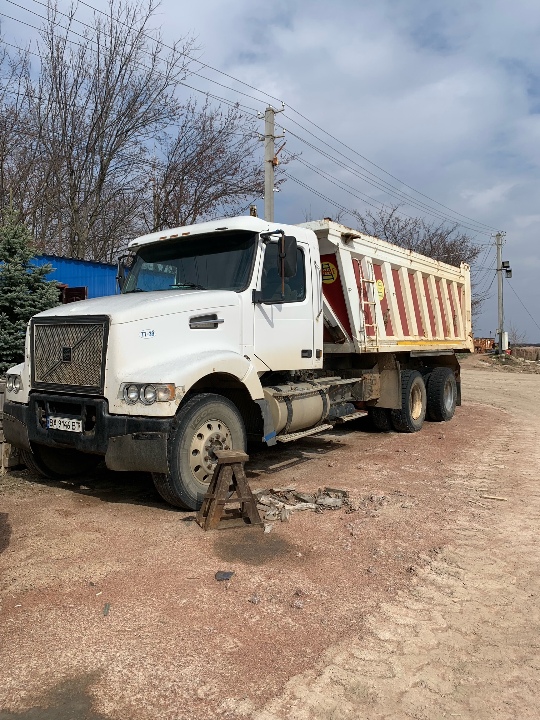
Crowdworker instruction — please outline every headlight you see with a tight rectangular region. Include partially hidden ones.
[121,383,175,404]
[124,384,140,404]
[140,384,157,405]
[6,375,22,393]
[155,385,175,402]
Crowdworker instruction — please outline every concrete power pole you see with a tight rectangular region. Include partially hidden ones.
[264,107,275,222]
[263,106,284,222]
[495,231,506,354]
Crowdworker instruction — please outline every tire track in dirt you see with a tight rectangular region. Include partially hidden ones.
[254,369,540,720]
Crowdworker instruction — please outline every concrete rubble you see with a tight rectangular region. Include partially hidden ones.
[253,485,350,522]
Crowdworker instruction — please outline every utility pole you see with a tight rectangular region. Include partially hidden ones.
[495,231,507,354]
[263,105,284,222]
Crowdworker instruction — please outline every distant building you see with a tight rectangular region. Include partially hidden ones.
[31,255,119,302]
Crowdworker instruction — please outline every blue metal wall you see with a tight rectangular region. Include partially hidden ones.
[31,255,119,299]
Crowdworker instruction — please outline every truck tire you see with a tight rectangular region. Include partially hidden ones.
[426,367,457,422]
[152,393,246,510]
[369,407,393,432]
[391,370,427,433]
[22,444,101,479]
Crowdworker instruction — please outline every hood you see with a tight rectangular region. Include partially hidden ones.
[35,289,240,325]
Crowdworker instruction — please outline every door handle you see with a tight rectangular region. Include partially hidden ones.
[189,314,224,329]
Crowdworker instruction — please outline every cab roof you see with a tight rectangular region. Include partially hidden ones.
[129,216,284,249]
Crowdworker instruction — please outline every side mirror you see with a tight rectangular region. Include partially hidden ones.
[277,235,298,278]
[116,253,135,291]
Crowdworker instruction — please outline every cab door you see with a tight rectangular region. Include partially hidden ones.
[253,241,316,371]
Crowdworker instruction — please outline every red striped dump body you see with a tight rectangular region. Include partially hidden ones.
[299,220,473,355]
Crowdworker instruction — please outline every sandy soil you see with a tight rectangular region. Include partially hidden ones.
[0,355,539,719]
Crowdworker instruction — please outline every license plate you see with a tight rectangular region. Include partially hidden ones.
[47,416,83,432]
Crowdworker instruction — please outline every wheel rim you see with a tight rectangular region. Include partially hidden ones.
[189,418,232,484]
[443,378,455,413]
[410,384,424,421]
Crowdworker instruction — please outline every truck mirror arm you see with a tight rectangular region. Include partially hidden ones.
[116,260,125,291]
[116,253,135,291]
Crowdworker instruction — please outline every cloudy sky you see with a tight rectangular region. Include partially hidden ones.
[3,0,540,341]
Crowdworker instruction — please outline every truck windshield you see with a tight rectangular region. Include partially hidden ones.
[123,231,257,293]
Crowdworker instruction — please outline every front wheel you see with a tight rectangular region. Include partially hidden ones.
[152,393,246,510]
[391,370,427,433]
[22,444,101,480]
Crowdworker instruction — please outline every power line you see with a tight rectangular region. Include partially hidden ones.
[64,0,503,234]
[285,152,388,213]
[280,123,494,235]
[21,0,263,111]
[506,282,540,333]
[470,246,496,292]
[1,1,504,237]
[473,264,496,298]
[284,148,491,236]
[0,20,261,117]
[7,0,500,236]
[73,0,285,106]
[8,5,483,230]
[283,171,369,222]
[474,268,496,300]
[281,109,501,234]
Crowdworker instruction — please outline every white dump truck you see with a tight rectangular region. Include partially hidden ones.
[3,217,472,509]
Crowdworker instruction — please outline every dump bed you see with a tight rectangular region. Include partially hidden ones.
[299,220,473,355]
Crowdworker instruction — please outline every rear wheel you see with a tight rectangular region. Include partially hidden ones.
[152,393,246,510]
[369,407,393,432]
[426,367,457,421]
[391,370,427,433]
[22,444,101,479]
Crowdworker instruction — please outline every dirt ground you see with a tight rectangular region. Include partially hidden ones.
[0,355,539,719]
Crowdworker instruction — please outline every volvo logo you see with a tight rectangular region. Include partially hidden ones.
[62,347,72,362]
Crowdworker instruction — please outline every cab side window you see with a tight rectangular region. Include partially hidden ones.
[260,243,306,303]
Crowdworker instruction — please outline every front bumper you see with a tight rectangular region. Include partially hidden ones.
[3,393,171,473]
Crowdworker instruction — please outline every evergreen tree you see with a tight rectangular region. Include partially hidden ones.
[0,208,59,374]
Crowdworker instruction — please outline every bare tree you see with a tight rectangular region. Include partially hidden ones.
[0,1,273,262]
[147,100,264,231]
[0,48,40,221]
[26,0,195,261]
[507,321,527,346]
[353,206,482,267]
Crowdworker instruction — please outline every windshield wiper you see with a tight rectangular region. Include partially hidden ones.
[169,282,206,290]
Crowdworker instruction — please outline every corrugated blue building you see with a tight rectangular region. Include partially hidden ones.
[31,255,119,299]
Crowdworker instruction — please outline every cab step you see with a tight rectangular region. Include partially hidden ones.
[276,424,333,443]
[334,410,368,424]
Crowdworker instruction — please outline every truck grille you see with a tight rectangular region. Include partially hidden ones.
[31,317,108,394]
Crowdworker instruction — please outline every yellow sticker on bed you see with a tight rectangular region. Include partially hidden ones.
[321,261,338,284]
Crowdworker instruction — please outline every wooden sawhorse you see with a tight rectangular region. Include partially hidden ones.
[196,450,262,530]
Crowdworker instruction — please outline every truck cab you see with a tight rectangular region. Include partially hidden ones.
[3,218,327,508]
